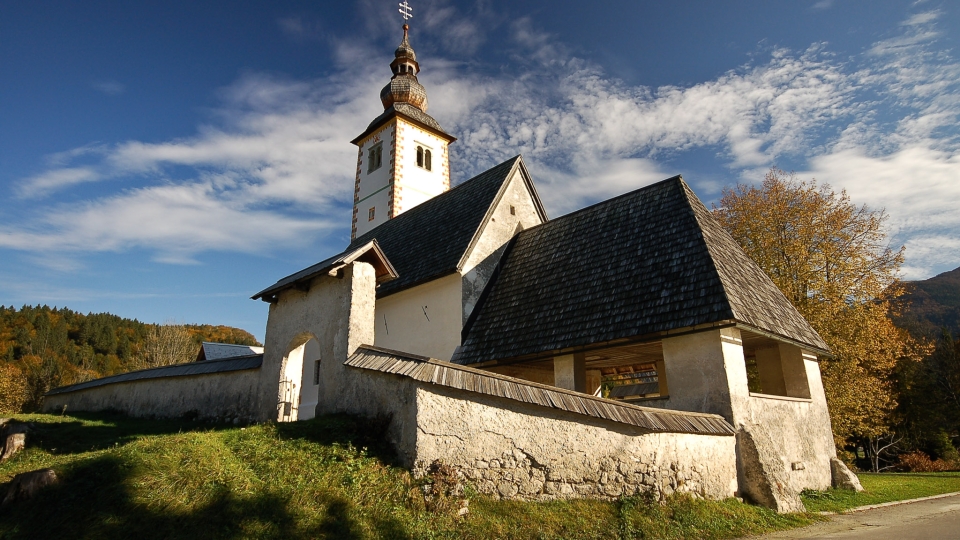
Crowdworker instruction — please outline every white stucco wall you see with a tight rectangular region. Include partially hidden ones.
[258,261,378,421]
[374,273,463,360]
[645,327,835,504]
[460,168,545,322]
[738,357,836,491]
[42,368,261,422]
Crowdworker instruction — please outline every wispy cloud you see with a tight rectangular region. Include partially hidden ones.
[4,7,959,279]
[19,167,102,198]
[92,80,125,96]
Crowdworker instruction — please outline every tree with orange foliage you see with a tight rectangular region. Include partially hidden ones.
[714,168,929,464]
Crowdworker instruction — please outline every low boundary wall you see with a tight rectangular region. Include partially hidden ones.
[42,355,262,422]
[339,346,739,501]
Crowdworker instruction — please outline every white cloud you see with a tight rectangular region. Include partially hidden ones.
[19,167,102,198]
[5,7,959,280]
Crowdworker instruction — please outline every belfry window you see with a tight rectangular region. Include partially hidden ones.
[367,142,383,173]
[416,146,433,171]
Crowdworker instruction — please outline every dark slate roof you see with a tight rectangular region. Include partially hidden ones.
[349,156,525,297]
[453,176,829,365]
[351,103,455,145]
[45,354,263,396]
[196,342,264,362]
[347,345,734,435]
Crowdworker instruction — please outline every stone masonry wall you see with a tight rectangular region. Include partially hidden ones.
[411,383,738,501]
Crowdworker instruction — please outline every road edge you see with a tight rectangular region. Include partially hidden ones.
[817,491,960,515]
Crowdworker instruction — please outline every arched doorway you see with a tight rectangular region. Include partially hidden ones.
[277,336,321,422]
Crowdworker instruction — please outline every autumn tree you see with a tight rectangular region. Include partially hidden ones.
[0,362,29,414]
[135,322,195,369]
[714,168,929,460]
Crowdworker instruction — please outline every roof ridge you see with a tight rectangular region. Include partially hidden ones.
[541,174,683,228]
[507,174,684,243]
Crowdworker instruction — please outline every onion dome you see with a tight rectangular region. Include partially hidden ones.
[380,24,429,112]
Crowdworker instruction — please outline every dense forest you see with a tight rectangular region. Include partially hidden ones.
[893,268,960,470]
[0,304,259,413]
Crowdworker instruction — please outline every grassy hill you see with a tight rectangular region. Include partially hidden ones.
[0,412,821,540]
[898,266,960,338]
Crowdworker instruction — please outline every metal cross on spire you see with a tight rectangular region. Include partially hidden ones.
[398,1,413,21]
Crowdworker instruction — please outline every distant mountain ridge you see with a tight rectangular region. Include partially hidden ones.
[898,266,960,338]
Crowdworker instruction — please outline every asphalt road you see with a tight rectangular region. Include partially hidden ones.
[747,493,960,539]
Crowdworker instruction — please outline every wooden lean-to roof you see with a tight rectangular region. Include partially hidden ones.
[453,175,830,366]
[346,345,735,435]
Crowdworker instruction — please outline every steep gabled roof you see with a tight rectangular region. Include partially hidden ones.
[349,155,543,297]
[453,175,829,366]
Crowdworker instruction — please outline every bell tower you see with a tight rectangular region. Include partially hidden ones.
[350,24,456,240]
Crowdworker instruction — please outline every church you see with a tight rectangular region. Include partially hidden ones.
[45,24,860,512]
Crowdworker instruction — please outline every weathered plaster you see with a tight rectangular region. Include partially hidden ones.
[460,169,545,322]
[41,368,260,422]
[258,261,377,421]
[411,383,738,501]
[645,328,835,510]
[374,273,462,360]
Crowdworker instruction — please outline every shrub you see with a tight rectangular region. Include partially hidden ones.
[0,362,30,414]
[898,451,955,472]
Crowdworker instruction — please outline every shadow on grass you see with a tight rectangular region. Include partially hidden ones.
[19,411,239,456]
[274,414,399,466]
[0,451,397,540]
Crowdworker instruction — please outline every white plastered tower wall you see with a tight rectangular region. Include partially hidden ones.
[352,118,451,240]
[351,24,454,241]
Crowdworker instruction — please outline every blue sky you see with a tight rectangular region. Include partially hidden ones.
[2,1,959,341]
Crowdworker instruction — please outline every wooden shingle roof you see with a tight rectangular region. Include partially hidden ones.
[347,345,735,435]
[453,175,829,365]
[349,155,530,297]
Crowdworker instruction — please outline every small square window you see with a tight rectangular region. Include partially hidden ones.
[368,207,376,221]
[510,205,516,216]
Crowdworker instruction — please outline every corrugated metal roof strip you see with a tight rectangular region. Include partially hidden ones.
[346,346,735,436]
[45,354,263,396]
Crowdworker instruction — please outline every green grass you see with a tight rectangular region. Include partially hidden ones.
[0,412,840,539]
[801,471,960,514]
